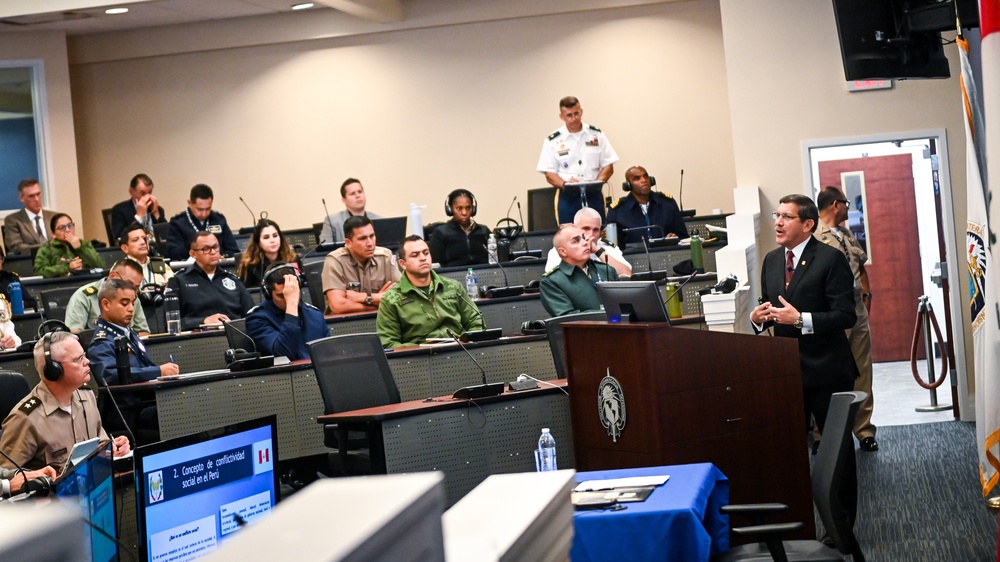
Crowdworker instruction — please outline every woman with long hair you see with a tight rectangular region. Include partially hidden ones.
[237,218,300,288]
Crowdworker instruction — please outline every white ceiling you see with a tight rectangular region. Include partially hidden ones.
[0,0,338,35]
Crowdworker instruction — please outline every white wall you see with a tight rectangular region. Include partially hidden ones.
[68,0,736,241]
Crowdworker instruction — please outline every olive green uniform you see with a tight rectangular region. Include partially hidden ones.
[540,259,619,317]
[65,278,150,333]
[33,239,103,278]
[376,271,484,348]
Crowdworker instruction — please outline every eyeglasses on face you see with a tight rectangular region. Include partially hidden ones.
[770,212,800,222]
[193,244,220,254]
[837,199,851,209]
[55,222,75,231]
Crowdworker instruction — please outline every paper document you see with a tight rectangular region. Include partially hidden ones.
[574,474,670,492]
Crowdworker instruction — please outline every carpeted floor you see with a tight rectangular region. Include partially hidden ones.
[853,421,997,561]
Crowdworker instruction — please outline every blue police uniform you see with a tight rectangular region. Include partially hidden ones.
[245,299,328,361]
[165,208,240,261]
[86,317,160,384]
[606,192,688,246]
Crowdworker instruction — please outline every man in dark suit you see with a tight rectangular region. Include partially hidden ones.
[751,193,860,532]
[109,173,166,244]
[751,194,858,432]
[3,178,58,255]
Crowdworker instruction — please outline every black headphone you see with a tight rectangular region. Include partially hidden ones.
[444,189,477,217]
[494,218,522,241]
[520,319,547,335]
[622,168,656,192]
[138,283,165,307]
[42,332,63,381]
[261,262,299,301]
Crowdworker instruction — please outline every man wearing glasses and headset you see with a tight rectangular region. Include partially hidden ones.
[167,231,253,331]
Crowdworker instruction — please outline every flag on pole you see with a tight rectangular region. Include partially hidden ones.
[973,0,1000,497]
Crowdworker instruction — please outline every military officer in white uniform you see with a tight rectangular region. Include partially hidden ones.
[536,96,619,224]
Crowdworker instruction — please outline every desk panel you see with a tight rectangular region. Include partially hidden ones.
[290,368,328,458]
[145,332,229,372]
[381,392,573,506]
[156,372,301,459]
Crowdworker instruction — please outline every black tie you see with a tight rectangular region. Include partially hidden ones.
[785,250,794,288]
[34,215,45,241]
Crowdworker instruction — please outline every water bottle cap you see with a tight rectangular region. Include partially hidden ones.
[541,428,550,433]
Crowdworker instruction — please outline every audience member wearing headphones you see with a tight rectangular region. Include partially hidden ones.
[0,331,130,471]
[321,215,400,314]
[428,189,491,267]
[65,259,151,335]
[245,263,327,360]
[543,207,631,277]
[237,218,301,289]
[377,236,485,349]
[540,224,619,317]
[606,165,688,245]
[120,221,173,287]
[167,231,254,330]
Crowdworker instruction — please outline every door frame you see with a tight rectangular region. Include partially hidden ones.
[801,128,971,421]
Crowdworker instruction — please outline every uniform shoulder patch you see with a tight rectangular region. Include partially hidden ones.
[373,247,391,257]
[91,329,108,341]
[18,396,41,415]
[543,269,557,277]
[588,124,603,132]
[547,130,562,141]
[84,286,98,295]
[609,198,622,209]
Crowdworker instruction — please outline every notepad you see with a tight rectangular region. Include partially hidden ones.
[573,474,670,492]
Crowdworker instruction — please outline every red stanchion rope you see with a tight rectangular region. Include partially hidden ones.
[910,304,948,390]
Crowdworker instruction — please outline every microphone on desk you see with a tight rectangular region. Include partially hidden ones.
[664,270,701,309]
[447,329,505,400]
[455,289,502,342]
[91,363,136,441]
[510,201,541,259]
[478,247,524,299]
[114,336,133,385]
[321,198,336,245]
[222,321,273,372]
[239,197,259,229]
[0,448,32,497]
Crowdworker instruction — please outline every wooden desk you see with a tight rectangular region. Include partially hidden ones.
[319,380,573,507]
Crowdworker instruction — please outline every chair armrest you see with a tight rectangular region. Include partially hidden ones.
[731,522,805,539]
[720,503,789,515]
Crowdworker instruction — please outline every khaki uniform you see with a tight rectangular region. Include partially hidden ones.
[376,271,485,348]
[320,247,401,311]
[65,278,150,333]
[815,220,875,440]
[136,256,174,287]
[0,383,108,471]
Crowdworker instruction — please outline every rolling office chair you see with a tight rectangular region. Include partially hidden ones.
[307,333,402,476]
[0,371,29,440]
[303,261,326,312]
[39,287,80,323]
[717,391,867,562]
[545,311,607,380]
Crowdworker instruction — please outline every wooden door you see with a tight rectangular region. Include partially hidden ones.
[819,154,922,362]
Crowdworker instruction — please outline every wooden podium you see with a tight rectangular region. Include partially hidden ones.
[563,322,814,537]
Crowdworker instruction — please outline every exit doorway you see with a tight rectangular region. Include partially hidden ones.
[803,129,969,420]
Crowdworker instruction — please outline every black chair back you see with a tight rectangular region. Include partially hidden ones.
[224,319,255,351]
[545,311,606,379]
[307,334,400,415]
[303,261,326,313]
[39,287,80,322]
[814,391,866,560]
[0,370,29,422]
[101,208,115,246]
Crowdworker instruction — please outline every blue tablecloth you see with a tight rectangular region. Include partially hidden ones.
[571,463,729,562]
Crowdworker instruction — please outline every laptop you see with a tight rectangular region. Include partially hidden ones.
[371,217,408,247]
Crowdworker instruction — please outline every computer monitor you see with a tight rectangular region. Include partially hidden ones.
[370,217,408,247]
[134,416,280,562]
[596,281,670,324]
[53,441,118,562]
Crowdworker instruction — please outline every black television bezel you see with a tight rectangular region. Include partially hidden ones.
[832,0,952,81]
[133,415,280,562]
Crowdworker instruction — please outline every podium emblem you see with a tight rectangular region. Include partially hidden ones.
[597,369,627,442]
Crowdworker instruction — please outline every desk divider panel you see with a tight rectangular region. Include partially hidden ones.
[156,373,301,458]
[381,393,573,507]
[478,297,549,335]
[145,333,230,372]
[327,316,377,337]
[289,368,328,458]
[0,353,42,387]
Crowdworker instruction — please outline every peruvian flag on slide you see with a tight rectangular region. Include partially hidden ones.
[980,0,1000,500]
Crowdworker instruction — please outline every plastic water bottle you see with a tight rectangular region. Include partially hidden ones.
[465,268,479,299]
[690,230,704,272]
[8,281,23,315]
[535,428,558,472]
[487,233,498,264]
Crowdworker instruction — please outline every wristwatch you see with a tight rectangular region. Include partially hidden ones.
[793,315,804,329]
[365,293,374,306]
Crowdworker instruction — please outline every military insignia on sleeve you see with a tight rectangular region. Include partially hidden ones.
[208,225,222,234]
[222,278,236,291]
[547,130,562,141]
[84,286,97,295]
[19,396,41,415]
[588,124,603,132]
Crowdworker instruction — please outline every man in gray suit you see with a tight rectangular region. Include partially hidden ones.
[4,178,58,255]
